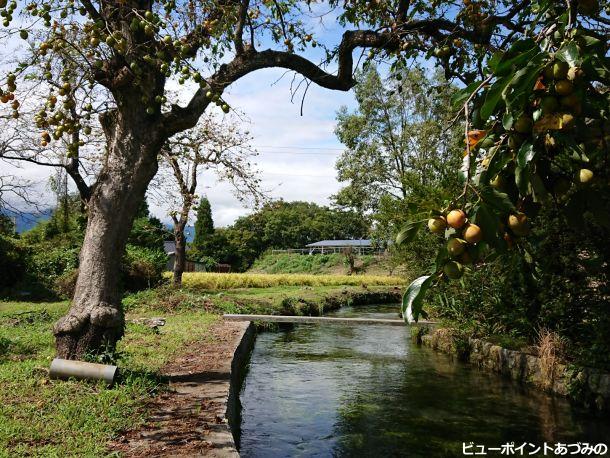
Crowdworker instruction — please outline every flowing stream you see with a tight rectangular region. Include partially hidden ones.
[237,304,610,457]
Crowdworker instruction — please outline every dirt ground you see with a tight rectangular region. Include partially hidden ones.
[108,320,248,457]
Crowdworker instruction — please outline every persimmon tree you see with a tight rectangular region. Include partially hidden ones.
[0,0,607,357]
[397,1,609,322]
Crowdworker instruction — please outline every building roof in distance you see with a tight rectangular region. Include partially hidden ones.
[163,241,176,254]
[305,239,372,248]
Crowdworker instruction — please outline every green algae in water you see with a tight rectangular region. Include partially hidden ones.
[238,305,610,457]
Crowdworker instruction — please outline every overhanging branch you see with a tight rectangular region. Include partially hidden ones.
[163,30,399,135]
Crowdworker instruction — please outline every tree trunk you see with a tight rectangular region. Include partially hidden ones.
[172,221,187,288]
[54,110,164,360]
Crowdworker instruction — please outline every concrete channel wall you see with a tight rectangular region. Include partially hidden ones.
[416,327,610,412]
[204,321,255,457]
[226,322,257,452]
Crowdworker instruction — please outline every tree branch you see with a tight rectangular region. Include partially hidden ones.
[234,0,250,55]
[163,30,399,135]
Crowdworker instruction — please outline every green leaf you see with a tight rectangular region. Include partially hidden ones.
[401,275,433,323]
[396,221,422,245]
[486,51,504,74]
[474,203,500,244]
[480,75,511,122]
[504,55,546,110]
[480,187,516,214]
[583,55,610,85]
[489,39,537,76]
[514,165,529,196]
[451,80,482,108]
[502,112,514,130]
[578,34,602,48]
[485,148,512,183]
[495,46,539,77]
[517,141,536,168]
[556,41,581,67]
[508,38,537,55]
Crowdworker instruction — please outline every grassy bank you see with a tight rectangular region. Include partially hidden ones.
[248,252,411,276]
[171,272,407,289]
[0,300,218,457]
[248,253,388,275]
[126,284,402,318]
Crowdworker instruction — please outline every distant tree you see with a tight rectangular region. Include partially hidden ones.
[334,66,462,217]
[193,198,214,248]
[154,114,261,286]
[0,215,15,236]
[203,200,369,271]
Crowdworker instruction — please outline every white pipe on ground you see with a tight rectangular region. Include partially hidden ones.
[49,358,118,386]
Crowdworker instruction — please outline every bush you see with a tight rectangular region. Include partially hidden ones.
[0,235,26,289]
[27,244,80,283]
[197,256,218,272]
[54,268,79,299]
[122,245,167,292]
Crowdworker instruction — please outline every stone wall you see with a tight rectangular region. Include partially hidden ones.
[416,327,610,412]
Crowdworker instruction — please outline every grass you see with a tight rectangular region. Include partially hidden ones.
[125,284,402,318]
[248,252,393,276]
[170,272,407,290]
[0,300,218,457]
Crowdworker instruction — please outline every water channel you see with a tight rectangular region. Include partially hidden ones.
[237,304,610,457]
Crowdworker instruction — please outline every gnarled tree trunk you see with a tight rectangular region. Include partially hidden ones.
[54,109,165,360]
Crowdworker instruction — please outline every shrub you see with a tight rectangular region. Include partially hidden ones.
[27,244,80,282]
[0,235,26,289]
[197,256,218,272]
[122,245,167,291]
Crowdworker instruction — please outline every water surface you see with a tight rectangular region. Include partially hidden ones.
[238,304,610,457]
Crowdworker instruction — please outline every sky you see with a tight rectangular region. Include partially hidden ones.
[185,68,356,227]
[2,6,361,228]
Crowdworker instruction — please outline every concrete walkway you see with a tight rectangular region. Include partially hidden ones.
[109,320,252,457]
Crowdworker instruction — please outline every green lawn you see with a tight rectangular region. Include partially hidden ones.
[0,300,217,457]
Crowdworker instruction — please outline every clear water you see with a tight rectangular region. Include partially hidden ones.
[238,304,610,457]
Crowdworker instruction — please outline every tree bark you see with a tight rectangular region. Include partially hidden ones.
[54,109,165,360]
[172,220,187,288]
